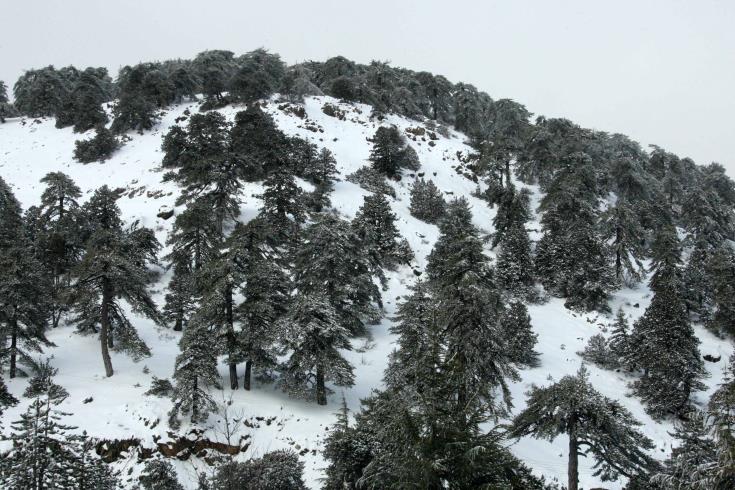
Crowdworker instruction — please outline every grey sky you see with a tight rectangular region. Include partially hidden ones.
[2,0,734,173]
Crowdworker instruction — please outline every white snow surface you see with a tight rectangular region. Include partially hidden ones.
[0,95,732,489]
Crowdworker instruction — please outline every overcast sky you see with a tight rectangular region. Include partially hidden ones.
[2,0,734,173]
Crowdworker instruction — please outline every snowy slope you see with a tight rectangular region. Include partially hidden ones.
[0,95,732,489]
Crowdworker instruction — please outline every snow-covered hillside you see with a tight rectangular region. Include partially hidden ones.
[0,95,732,489]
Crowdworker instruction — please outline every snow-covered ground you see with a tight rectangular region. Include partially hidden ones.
[0,95,732,489]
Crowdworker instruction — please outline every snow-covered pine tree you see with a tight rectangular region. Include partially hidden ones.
[707,246,735,337]
[192,240,244,390]
[351,193,413,273]
[278,293,354,405]
[36,172,84,328]
[169,315,220,425]
[71,186,161,377]
[408,178,446,224]
[600,198,645,285]
[67,431,121,490]
[208,449,306,489]
[0,391,77,489]
[608,308,631,367]
[232,219,290,391]
[163,200,219,331]
[510,366,658,490]
[0,177,52,378]
[258,167,305,250]
[496,220,535,299]
[491,184,531,248]
[628,225,708,418]
[138,459,183,490]
[303,147,339,212]
[162,112,240,234]
[0,375,18,422]
[501,301,540,368]
[426,197,519,416]
[535,152,614,311]
[24,358,69,403]
[294,212,381,337]
[368,126,419,178]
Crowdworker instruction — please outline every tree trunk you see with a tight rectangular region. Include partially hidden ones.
[243,360,253,391]
[9,318,17,379]
[226,284,238,390]
[316,364,327,405]
[173,309,183,332]
[191,377,199,422]
[568,422,579,490]
[615,224,623,280]
[100,278,114,377]
[505,160,512,188]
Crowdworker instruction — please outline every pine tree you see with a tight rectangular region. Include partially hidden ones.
[258,168,305,249]
[138,459,183,490]
[0,390,77,489]
[510,366,658,490]
[232,219,289,391]
[352,193,413,272]
[303,147,339,212]
[162,200,219,331]
[496,221,535,299]
[426,197,518,416]
[501,301,540,368]
[170,316,220,425]
[409,178,446,224]
[608,308,631,366]
[74,127,120,163]
[294,212,381,337]
[628,226,708,418]
[491,184,531,247]
[0,178,52,378]
[71,186,161,377]
[13,66,70,117]
[600,198,645,284]
[23,359,69,403]
[0,80,9,123]
[228,49,285,104]
[55,68,109,132]
[278,293,354,405]
[229,104,291,181]
[192,241,244,390]
[68,431,121,490]
[37,172,84,328]
[707,246,735,336]
[0,375,18,422]
[368,126,419,177]
[208,450,306,490]
[110,63,160,133]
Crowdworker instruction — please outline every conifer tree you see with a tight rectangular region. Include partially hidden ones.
[409,178,446,224]
[111,63,160,133]
[608,308,632,367]
[0,375,18,421]
[163,112,241,234]
[0,388,77,489]
[73,127,120,163]
[351,193,412,272]
[67,431,121,490]
[229,104,291,180]
[13,66,69,117]
[491,184,531,247]
[229,49,285,104]
[0,178,52,378]
[426,197,518,416]
[279,293,354,405]
[510,366,658,490]
[232,219,289,391]
[304,147,339,212]
[24,359,69,403]
[501,301,540,367]
[162,200,219,331]
[707,246,735,336]
[601,198,645,284]
[627,226,707,418]
[138,459,183,490]
[0,80,9,123]
[258,167,305,249]
[368,126,420,177]
[170,316,220,425]
[496,221,535,298]
[37,172,84,328]
[192,241,244,390]
[294,212,381,337]
[71,186,161,377]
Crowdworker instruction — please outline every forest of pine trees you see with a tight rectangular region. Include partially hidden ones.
[1,47,735,489]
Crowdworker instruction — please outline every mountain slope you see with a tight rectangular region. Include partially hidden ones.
[0,95,732,489]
